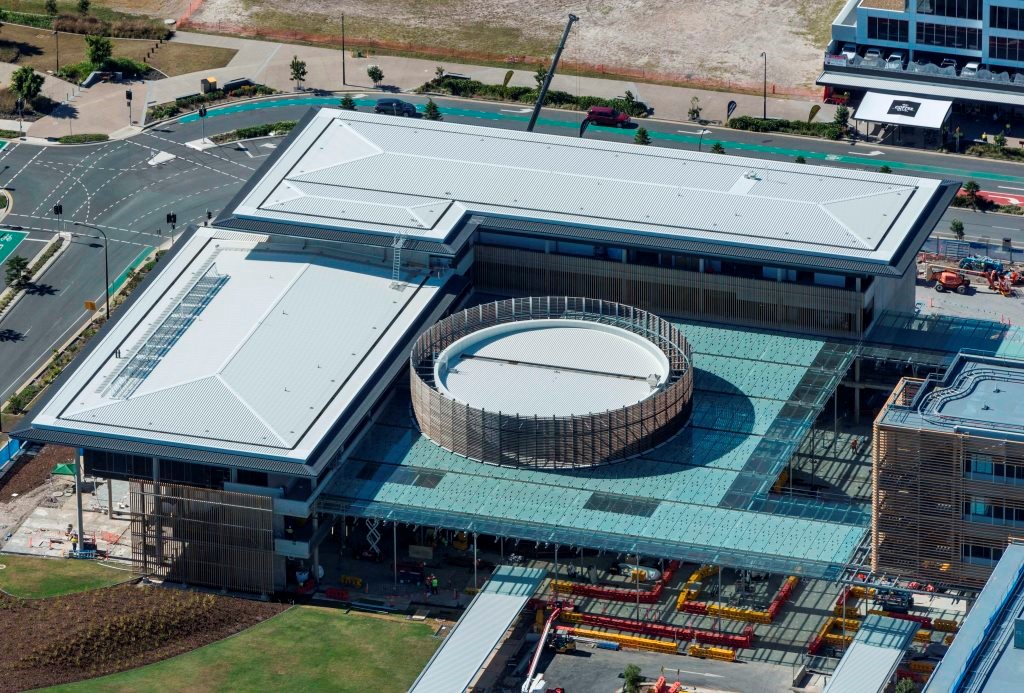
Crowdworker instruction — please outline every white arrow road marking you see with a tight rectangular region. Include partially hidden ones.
[826,154,841,160]
[998,186,1024,192]
[678,129,712,135]
[849,150,884,156]
[499,107,532,113]
[260,143,278,149]
[147,151,176,166]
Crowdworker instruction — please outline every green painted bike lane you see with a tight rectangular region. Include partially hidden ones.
[108,246,153,296]
[0,230,28,267]
[180,96,1024,185]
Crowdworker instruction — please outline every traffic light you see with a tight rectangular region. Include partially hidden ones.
[53,204,62,216]
[206,209,213,221]
[198,105,207,118]
[166,212,177,228]
[125,89,133,102]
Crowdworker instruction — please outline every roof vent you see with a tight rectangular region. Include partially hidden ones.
[743,171,762,180]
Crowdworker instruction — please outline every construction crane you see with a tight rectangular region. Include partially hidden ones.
[526,14,579,132]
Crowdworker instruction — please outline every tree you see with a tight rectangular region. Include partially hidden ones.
[366,64,384,87]
[994,131,1007,149]
[533,64,548,90]
[963,180,981,208]
[878,165,893,173]
[633,127,651,145]
[833,104,850,130]
[710,141,725,154]
[45,0,58,16]
[339,94,356,111]
[84,35,112,67]
[77,0,90,15]
[11,66,45,102]
[434,65,446,81]
[794,155,806,163]
[423,98,442,121]
[687,96,702,121]
[623,664,643,693]
[4,255,30,288]
[289,56,307,91]
[950,218,965,240]
[894,678,917,693]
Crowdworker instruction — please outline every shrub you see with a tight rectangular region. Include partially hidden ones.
[418,75,650,117]
[4,11,54,29]
[146,102,180,120]
[728,115,842,140]
[51,13,170,39]
[57,133,108,143]
[0,129,22,138]
[211,120,297,144]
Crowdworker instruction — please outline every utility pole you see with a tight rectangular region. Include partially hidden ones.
[526,13,578,132]
[760,51,768,119]
[54,30,60,73]
[341,14,346,86]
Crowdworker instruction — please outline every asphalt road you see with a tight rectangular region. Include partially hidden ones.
[2,91,1024,404]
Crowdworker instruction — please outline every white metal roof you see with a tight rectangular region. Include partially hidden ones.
[853,91,952,129]
[824,615,919,693]
[436,320,668,416]
[32,227,445,462]
[818,71,1024,108]
[410,565,544,693]
[233,108,944,268]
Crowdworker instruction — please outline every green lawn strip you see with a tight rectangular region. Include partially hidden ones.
[47,605,441,692]
[0,554,129,598]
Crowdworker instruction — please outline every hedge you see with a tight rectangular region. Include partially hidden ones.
[211,120,297,144]
[57,56,151,84]
[417,75,650,117]
[146,84,277,121]
[965,143,1024,162]
[4,11,170,38]
[0,130,23,139]
[57,133,109,144]
[728,115,843,140]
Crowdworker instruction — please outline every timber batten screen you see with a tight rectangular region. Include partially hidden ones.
[130,480,274,594]
[472,246,865,337]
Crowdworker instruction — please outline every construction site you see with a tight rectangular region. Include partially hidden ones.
[5,110,1024,691]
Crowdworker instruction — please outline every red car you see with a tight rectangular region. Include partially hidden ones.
[586,106,631,127]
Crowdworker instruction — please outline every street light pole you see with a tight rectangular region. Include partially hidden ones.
[54,29,60,73]
[698,129,708,152]
[72,222,110,320]
[760,51,767,119]
[341,14,346,86]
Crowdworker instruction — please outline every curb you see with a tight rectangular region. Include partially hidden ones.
[2,245,158,415]
[0,232,71,323]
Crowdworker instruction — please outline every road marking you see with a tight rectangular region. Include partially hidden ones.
[500,107,532,114]
[148,151,177,166]
[260,143,277,149]
[678,129,712,135]
[3,147,43,188]
[994,226,1018,231]
[849,150,884,156]
[670,670,723,678]
[998,186,1024,192]
[0,310,89,399]
[825,154,841,160]
[0,230,28,265]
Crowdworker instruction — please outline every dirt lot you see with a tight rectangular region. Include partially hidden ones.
[0,583,286,692]
[181,0,844,93]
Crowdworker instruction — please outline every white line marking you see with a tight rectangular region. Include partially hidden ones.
[994,226,1018,231]
[998,186,1024,192]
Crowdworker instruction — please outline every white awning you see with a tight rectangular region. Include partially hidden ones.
[852,91,952,129]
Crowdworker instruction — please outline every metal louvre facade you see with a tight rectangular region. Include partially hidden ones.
[130,481,274,594]
[410,297,693,469]
[472,245,866,337]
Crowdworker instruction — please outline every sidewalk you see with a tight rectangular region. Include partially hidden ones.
[22,29,831,139]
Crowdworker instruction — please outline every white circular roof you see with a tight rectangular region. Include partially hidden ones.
[435,319,669,417]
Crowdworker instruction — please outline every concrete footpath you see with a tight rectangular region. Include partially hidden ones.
[23,29,831,138]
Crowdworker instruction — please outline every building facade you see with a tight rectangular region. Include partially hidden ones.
[873,353,1024,588]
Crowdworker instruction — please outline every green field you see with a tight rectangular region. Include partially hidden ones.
[0,553,128,598]
[47,606,441,692]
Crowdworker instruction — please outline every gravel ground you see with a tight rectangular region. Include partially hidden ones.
[188,0,844,92]
[0,446,75,551]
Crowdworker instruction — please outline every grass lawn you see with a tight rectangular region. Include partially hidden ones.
[47,606,441,692]
[0,23,235,76]
[0,553,129,598]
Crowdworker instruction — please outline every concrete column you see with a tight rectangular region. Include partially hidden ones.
[74,450,85,552]
[312,515,320,585]
[107,477,114,518]
[854,359,862,425]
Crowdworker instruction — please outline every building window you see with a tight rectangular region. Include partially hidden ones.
[963,499,1024,527]
[917,0,982,20]
[991,5,1024,31]
[961,543,1004,566]
[868,17,910,43]
[990,36,1024,63]
[969,454,994,476]
[965,455,1024,484]
[916,22,981,50]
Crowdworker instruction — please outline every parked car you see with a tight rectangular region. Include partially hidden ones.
[586,106,631,127]
[611,563,662,582]
[961,61,980,77]
[863,48,883,63]
[840,43,857,61]
[886,52,906,70]
[940,58,958,70]
[373,98,417,116]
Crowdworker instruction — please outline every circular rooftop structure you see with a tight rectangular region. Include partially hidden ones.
[410,297,693,469]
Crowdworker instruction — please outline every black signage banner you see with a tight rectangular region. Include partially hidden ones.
[887,100,921,117]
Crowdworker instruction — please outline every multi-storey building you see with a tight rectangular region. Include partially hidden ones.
[822,0,1024,112]
[873,352,1024,588]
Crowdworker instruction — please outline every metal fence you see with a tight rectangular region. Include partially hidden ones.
[410,297,693,469]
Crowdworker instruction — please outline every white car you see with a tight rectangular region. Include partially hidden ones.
[840,43,857,61]
[614,563,662,582]
[864,48,883,62]
[961,61,980,77]
[886,52,905,70]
